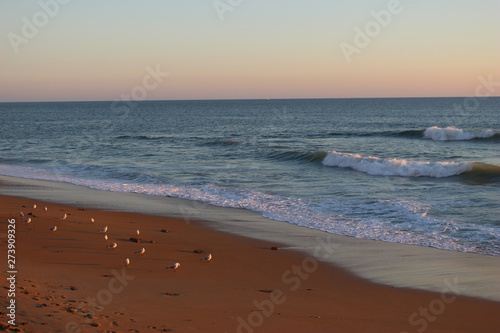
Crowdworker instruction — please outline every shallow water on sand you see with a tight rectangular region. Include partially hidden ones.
[0,97,499,255]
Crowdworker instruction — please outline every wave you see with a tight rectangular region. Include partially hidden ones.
[116,128,500,144]
[374,127,500,141]
[398,129,426,138]
[0,164,498,256]
[267,150,328,163]
[117,135,245,147]
[464,162,500,178]
[117,134,173,140]
[305,130,416,139]
[322,151,500,179]
[303,127,500,141]
[423,126,500,141]
[200,139,241,147]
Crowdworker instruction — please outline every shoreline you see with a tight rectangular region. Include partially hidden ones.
[1,193,500,332]
[0,175,499,302]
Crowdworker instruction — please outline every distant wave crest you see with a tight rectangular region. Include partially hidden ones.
[423,126,500,141]
[321,151,493,178]
[117,135,171,140]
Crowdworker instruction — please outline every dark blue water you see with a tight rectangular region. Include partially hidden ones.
[1,98,499,255]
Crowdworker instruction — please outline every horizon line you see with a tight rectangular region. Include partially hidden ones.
[1,95,499,104]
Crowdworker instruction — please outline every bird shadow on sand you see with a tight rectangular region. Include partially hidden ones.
[139,257,180,262]
[43,238,83,242]
[43,245,88,250]
[45,262,100,267]
[177,250,203,254]
[63,230,110,235]
[48,250,131,256]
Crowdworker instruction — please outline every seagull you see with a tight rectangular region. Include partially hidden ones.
[201,253,212,262]
[107,242,117,249]
[100,226,108,233]
[43,206,48,212]
[60,213,67,220]
[19,212,24,218]
[50,226,57,231]
[167,263,180,271]
[23,218,32,224]
[104,234,108,241]
[31,204,37,209]
[123,258,130,267]
[90,218,95,223]
[135,247,145,255]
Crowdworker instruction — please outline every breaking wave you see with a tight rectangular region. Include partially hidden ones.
[423,126,500,141]
[321,151,500,178]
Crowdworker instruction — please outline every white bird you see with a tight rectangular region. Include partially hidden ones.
[167,262,180,271]
[104,234,108,241]
[135,247,145,255]
[19,212,24,218]
[60,213,67,220]
[201,253,212,262]
[100,226,108,233]
[123,258,130,267]
[136,229,140,235]
[23,218,31,224]
[107,242,117,249]
[49,226,57,231]
[90,218,95,223]
[43,206,48,212]
[31,204,37,209]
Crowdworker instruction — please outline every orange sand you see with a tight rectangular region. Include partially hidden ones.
[1,194,499,332]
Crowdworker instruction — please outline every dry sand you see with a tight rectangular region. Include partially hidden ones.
[1,194,499,333]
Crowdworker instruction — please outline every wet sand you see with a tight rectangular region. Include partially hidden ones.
[1,175,499,303]
[1,193,499,332]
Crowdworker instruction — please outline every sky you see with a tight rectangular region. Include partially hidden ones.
[1,0,499,102]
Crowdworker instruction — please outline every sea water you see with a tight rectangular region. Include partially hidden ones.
[1,97,498,255]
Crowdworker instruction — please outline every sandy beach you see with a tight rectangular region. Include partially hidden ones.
[3,1,499,332]
[1,191,499,332]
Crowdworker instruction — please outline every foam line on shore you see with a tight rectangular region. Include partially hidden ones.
[0,174,499,302]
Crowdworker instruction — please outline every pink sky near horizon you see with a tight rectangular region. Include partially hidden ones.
[1,0,499,102]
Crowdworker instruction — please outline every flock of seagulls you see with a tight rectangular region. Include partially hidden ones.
[20,202,213,272]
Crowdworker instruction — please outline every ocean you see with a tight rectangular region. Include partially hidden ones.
[1,97,499,256]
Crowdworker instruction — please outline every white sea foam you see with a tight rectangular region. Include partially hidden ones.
[0,164,498,256]
[423,126,499,141]
[321,151,473,178]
